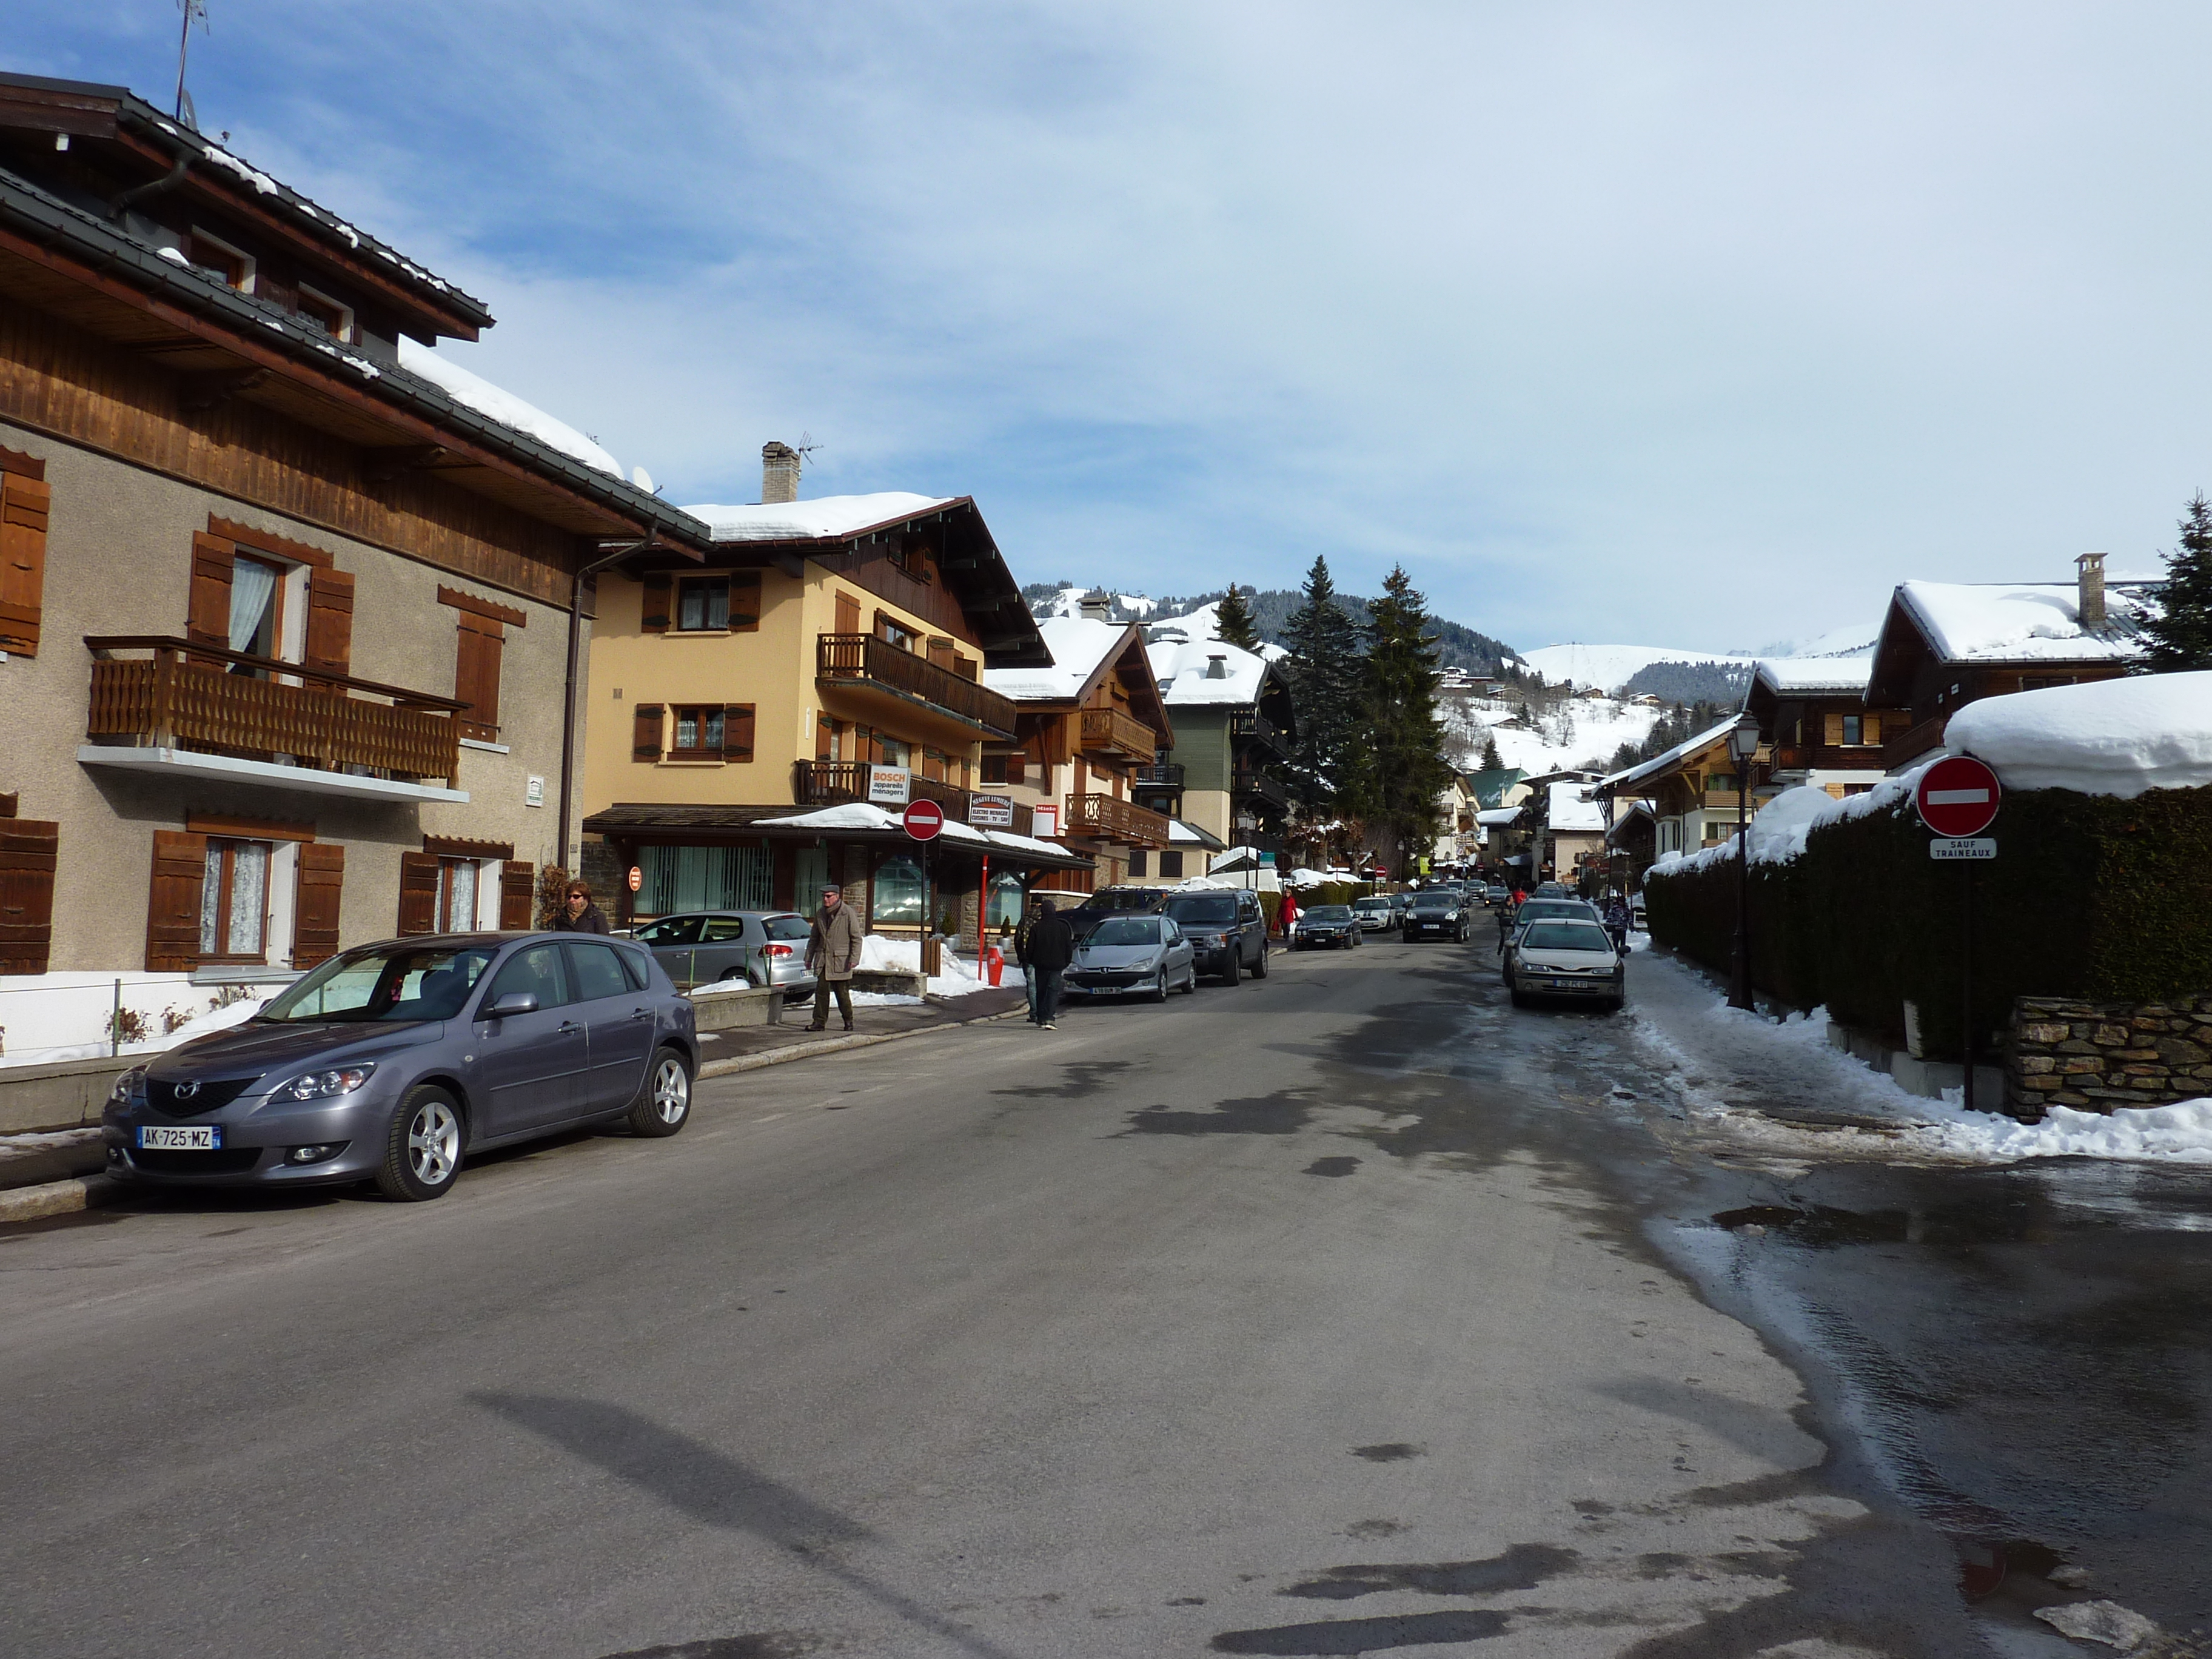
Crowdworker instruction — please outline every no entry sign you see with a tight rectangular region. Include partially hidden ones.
[1915,756,2001,839]
[626,866,642,893]
[902,798,945,842]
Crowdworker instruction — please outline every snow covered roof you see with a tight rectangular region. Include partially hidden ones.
[983,617,1134,702]
[1475,807,1522,826]
[398,340,623,478]
[1754,655,1874,695]
[1168,818,1226,850]
[678,492,956,543]
[1547,781,1607,833]
[1946,672,2212,797]
[1597,716,1743,793]
[754,803,902,831]
[1148,637,1272,706]
[1888,581,2154,665]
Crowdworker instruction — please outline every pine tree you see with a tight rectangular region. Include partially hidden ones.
[1213,585,1262,652]
[1479,732,1503,771]
[1280,556,1366,816]
[1357,566,1457,874]
[2141,494,2212,672]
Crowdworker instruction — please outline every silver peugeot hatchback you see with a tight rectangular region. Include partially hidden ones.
[102,932,698,1202]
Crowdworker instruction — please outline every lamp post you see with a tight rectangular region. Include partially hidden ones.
[1726,712,1761,1011]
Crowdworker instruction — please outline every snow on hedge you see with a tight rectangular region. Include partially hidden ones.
[1947,671,2212,798]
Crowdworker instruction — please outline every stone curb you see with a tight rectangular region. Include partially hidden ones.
[696,1005,1028,1081]
[0,1174,121,1225]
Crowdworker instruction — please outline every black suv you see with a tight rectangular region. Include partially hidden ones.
[1159,888,1270,984]
[1065,886,1168,945]
[1403,889,1470,942]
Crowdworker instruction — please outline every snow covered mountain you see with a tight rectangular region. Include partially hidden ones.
[1518,643,1756,693]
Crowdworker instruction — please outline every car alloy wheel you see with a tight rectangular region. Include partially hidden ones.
[628,1047,693,1138]
[408,1098,460,1186]
[1150,968,1170,1003]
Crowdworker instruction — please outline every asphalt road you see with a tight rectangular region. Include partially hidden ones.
[0,931,2083,1657]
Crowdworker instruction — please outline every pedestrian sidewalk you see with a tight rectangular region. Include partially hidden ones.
[695,985,1030,1073]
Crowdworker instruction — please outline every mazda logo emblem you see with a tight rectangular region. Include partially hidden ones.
[173,1081,199,1100]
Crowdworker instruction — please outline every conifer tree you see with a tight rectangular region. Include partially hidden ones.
[2141,494,2212,672]
[1281,556,1366,816]
[1357,566,1457,873]
[1213,585,1262,652]
[1480,732,1503,772]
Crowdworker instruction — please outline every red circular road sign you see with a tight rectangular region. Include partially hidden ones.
[902,799,945,842]
[626,865,642,893]
[1915,756,2002,837]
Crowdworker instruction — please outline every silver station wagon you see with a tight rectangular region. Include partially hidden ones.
[103,933,699,1202]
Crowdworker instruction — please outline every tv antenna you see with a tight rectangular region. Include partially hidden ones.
[175,0,210,129]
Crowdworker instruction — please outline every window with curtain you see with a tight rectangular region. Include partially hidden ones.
[199,839,270,960]
[437,858,480,931]
[227,555,281,673]
[639,845,773,914]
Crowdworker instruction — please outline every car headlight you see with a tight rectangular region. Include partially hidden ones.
[109,1064,149,1105]
[278,1064,377,1101]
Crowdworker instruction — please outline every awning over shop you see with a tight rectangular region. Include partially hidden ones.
[582,801,1097,873]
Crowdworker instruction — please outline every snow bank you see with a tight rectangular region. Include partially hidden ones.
[396,339,623,478]
[0,972,269,1068]
[1947,671,2212,798]
[855,935,1007,997]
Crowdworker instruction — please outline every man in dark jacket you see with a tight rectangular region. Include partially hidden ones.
[549,880,611,934]
[1022,898,1075,1029]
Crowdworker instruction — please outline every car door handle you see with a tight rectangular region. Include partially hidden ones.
[559,1020,585,1033]
[629,1007,653,1021]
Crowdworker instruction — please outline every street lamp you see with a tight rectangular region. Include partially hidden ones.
[1726,712,1761,1011]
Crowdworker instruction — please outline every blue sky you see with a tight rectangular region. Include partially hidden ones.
[13,4,2212,655]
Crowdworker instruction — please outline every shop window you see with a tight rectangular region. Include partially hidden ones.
[986,873,1025,931]
[638,845,773,914]
[873,854,923,927]
[199,838,272,960]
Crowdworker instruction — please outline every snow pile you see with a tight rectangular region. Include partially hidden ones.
[0,971,276,1068]
[1650,768,1925,879]
[1947,672,2212,798]
[1930,1098,2212,1164]
[985,617,1133,701]
[396,340,623,478]
[853,934,1008,997]
[682,493,953,543]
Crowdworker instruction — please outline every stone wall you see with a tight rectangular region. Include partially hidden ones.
[2007,995,2212,1118]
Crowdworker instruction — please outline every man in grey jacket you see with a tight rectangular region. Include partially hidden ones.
[805,885,865,1031]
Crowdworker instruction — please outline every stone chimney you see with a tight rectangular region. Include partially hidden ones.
[1206,652,1228,679]
[2076,551,2107,633]
[762,441,801,504]
[1079,590,1113,622]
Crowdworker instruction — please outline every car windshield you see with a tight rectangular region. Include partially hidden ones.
[259,943,498,1023]
[1305,906,1354,921]
[1411,894,1457,910]
[1164,895,1238,925]
[1518,901,1588,922]
[1354,899,1390,913]
[764,914,813,940]
[1522,923,1614,954]
[1089,917,1164,945]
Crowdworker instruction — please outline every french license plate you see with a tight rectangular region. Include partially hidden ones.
[138,1124,221,1150]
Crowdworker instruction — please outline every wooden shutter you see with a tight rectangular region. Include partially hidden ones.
[302,568,355,679]
[816,712,834,761]
[1823,712,1845,748]
[0,471,50,657]
[0,816,59,974]
[835,590,860,635]
[397,850,439,935]
[292,842,344,968]
[146,830,208,971]
[723,704,755,763]
[632,703,664,762]
[729,571,761,631]
[454,612,504,743]
[641,572,672,633]
[927,637,955,672]
[186,532,235,659]
[1862,712,1882,745]
[500,860,535,930]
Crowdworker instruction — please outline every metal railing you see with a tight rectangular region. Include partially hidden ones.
[791,760,1034,837]
[1230,708,1289,754]
[1062,792,1173,848]
[1079,705,1158,762]
[84,636,462,783]
[815,633,1019,737]
[1232,766,1290,811]
[1132,762,1185,787]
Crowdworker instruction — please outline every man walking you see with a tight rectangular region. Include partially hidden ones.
[805,884,865,1032]
[1022,897,1074,1030]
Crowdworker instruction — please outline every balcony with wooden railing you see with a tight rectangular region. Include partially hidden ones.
[1882,714,1949,772]
[84,637,462,785]
[1079,705,1158,763]
[1230,708,1289,756]
[1062,793,1173,849]
[816,633,1019,740]
[791,760,1034,837]
[1133,762,1185,788]
[1232,765,1290,813]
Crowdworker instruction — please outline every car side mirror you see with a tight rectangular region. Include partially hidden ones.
[485,991,538,1018]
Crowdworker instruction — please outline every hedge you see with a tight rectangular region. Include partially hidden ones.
[1643,783,2212,1061]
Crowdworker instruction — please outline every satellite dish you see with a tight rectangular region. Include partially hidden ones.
[631,465,657,494]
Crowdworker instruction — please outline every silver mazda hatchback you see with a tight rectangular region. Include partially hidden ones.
[103,933,699,1202]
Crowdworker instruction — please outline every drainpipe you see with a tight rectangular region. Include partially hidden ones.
[557,537,656,880]
[111,144,192,223]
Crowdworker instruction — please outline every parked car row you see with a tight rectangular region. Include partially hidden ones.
[104,932,700,1204]
[1065,887,1272,994]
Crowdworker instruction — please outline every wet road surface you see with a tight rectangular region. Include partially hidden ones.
[1,928,2207,1655]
